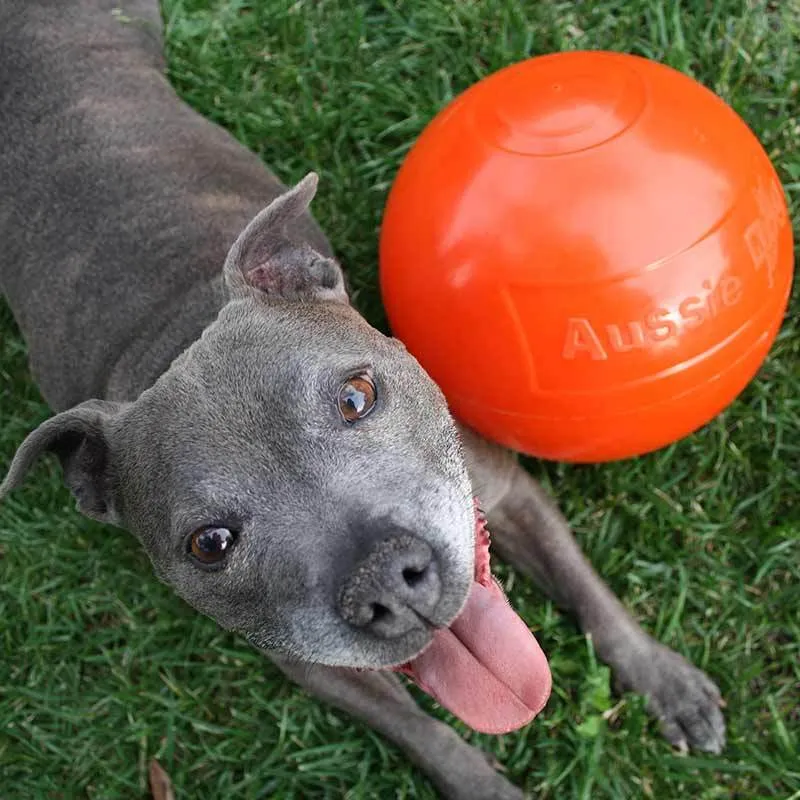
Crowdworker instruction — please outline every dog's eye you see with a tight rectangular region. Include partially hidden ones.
[189,526,236,565]
[338,374,377,422]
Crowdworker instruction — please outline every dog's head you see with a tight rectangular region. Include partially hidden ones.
[1,173,475,668]
[2,174,551,733]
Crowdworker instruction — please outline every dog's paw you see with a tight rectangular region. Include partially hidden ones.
[629,643,726,754]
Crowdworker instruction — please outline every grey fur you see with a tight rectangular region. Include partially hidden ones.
[0,2,726,797]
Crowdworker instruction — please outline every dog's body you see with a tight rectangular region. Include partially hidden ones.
[0,2,725,797]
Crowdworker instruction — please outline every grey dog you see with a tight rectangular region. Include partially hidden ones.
[0,1,726,797]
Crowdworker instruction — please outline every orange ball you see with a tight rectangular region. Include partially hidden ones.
[379,51,794,463]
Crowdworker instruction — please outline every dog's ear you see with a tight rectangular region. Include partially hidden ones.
[223,172,347,304]
[0,400,126,525]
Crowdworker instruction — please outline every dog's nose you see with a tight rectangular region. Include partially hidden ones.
[337,533,441,638]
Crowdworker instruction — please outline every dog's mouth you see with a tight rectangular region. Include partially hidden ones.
[391,502,552,734]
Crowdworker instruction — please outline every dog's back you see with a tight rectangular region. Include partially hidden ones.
[0,0,330,410]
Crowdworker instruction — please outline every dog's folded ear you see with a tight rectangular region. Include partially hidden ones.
[223,172,348,304]
[0,400,125,525]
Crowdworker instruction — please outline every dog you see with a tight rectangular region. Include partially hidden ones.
[0,2,726,797]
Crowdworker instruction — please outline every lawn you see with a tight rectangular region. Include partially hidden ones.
[1,1,798,798]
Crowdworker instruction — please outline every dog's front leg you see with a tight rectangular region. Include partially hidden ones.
[273,658,524,800]
[459,426,726,755]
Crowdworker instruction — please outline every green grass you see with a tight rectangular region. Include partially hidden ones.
[1,0,799,797]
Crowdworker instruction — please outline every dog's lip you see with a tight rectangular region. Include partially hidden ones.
[373,612,461,668]
[420,580,474,630]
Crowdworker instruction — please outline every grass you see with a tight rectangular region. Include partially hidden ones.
[1,0,798,797]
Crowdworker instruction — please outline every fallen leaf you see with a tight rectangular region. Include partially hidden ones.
[149,759,176,800]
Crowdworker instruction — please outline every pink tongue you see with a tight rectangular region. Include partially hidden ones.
[400,577,551,734]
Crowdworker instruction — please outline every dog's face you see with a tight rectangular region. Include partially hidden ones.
[0,174,476,669]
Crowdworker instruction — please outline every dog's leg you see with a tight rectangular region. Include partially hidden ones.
[274,658,524,800]
[460,426,726,754]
